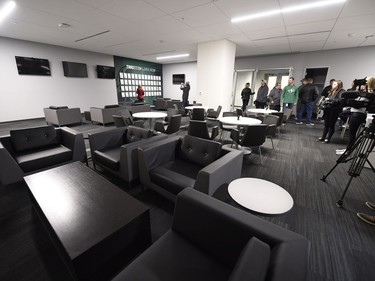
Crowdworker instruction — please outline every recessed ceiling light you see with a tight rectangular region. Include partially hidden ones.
[231,0,346,23]
[156,54,190,60]
[0,1,16,24]
[58,23,71,28]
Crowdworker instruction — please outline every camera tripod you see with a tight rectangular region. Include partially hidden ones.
[321,118,375,208]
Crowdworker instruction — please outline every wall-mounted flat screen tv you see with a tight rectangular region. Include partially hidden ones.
[15,56,51,76]
[62,61,88,78]
[97,65,115,79]
[172,74,185,84]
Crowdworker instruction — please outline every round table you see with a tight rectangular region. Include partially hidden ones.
[218,116,262,126]
[247,108,278,115]
[132,112,167,129]
[184,105,210,111]
[228,178,294,214]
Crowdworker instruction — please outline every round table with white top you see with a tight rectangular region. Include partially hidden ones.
[184,105,210,111]
[132,112,167,129]
[218,116,262,126]
[228,178,294,215]
[246,108,278,115]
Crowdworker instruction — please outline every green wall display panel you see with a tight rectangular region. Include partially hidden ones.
[114,56,163,104]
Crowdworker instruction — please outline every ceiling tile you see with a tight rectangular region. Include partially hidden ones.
[290,41,325,52]
[288,32,330,44]
[245,27,287,41]
[143,0,211,14]
[340,0,375,17]
[141,15,191,34]
[254,37,289,47]
[196,22,242,38]
[286,20,335,35]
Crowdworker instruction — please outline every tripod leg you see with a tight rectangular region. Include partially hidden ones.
[321,163,340,182]
[336,176,354,208]
[365,159,375,173]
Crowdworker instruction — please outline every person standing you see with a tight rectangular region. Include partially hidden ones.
[136,84,144,102]
[281,77,299,112]
[255,80,268,109]
[321,79,335,97]
[180,81,190,107]
[241,82,253,111]
[296,78,319,126]
[268,82,282,111]
[317,80,345,143]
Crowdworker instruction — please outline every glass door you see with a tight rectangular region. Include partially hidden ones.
[232,69,255,110]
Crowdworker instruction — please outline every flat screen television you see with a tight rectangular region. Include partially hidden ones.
[173,74,185,84]
[97,65,115,79]
[62,61,88,78]
[15,56,51,76]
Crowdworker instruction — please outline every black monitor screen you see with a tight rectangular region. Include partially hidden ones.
[15,56,51,76]
[97,65,115,79]
[173,74,185,84]
[62,61,88,78]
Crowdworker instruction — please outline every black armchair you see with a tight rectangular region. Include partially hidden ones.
[137,135,243,201]
[88,126,167,183]
[207,105,222,120]
[112,188,310,281]
[191,108,205,121]
[230,124,268,164]
[119,108,144,128]
[188,120,219,140]
[154,115,181,134]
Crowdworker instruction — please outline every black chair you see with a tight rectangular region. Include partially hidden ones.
[271,112,284,133]
[119,108,144,128]
[230,124,268,164]
[113,115,126,128]
[219,111,237,141]
[262,115,279,149]
[188,120,219,140]
[236,108,243,117]
[154,115,181,134]
[191,108,205,121]
[207,105,222,120]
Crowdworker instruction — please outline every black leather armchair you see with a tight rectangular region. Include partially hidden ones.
[188,120,219,140]
[112,188,310,281]
[88,126,167,183]
[137,135,243,201]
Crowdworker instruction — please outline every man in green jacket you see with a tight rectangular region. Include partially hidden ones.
[281,77,299,112]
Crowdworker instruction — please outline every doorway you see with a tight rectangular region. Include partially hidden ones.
[305,67,329,93]
[232,69,255,109]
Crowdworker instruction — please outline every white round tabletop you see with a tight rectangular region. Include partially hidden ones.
[219,116,262,126]
[228,178,294,214]
[247,108,278,114]
[184,106,209,110]
[132,112,167,119]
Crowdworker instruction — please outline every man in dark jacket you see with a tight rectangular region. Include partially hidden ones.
[241,82,253,111]
[255,80,269,108]
[268,82,282,111]
[180,81,190,107]
[296,78,319,126]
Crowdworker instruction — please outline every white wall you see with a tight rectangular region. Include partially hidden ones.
[0,37,117,122]
[162,62,197,101]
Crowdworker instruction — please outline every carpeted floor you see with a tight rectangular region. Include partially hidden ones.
[0,116,374,281]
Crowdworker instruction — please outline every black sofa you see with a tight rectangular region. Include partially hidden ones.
[0,125,86,185]
[137,135,243,201]
[112,188,310,281]
[88,126,167,183]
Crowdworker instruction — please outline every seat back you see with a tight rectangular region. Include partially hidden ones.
[271,112,284,127]
[191,108,205,121]
[207,105,222,118]
[236,108,243,117]
[131,104,151,114]
[126,126,153,143]
[283,108,293,122]
[241,124,268,147]
[188,120,210,139]
[166,108,179,122]
[263,115,279,126]
[113,115,126,128]
[165,115,182,134]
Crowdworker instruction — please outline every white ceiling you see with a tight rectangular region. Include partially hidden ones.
[0,0,374,63]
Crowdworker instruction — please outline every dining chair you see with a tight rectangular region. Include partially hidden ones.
[263,115,279,149]
[191,108,205,121]
[188,120,219,140]
[154,115,181,134]
[230,124,268,164]
[219,111,237,141]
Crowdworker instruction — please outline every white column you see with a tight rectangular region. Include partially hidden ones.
[196,39,236,113]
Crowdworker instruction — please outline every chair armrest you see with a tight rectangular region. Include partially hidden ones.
[60,127,87,162]
[137,136,179,185]
[0,142,24,185]
[211,126,219,140]
[119,134,168,182]
[194,149,243,196]
[172,188,310,277]
[90,107,104,124]
[43,108,59,125]
[154,121,166,133]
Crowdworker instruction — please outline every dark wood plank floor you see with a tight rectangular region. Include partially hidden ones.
[0,117,374,281]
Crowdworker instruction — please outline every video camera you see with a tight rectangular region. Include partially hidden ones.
[341,77,375,112]
[353,77,367,88]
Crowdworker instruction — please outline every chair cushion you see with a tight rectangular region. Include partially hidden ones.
[178,135,221,168]
[126,126,152,143]
[112,230,231,281]
[94,147,121,170]
[14,145,72,173]
[228,237,271,281]
[10,126,59,153]
[150,159,201,195]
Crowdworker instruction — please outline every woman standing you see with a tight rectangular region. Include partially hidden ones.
[136,85,144,102]
[318,80,345,143]
[241,82,253,111]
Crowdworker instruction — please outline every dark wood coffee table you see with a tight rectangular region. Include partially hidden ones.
[24,161,151,281]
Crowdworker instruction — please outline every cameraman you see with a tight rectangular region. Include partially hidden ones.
[317,80,345,143]
[346,77,375,149]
